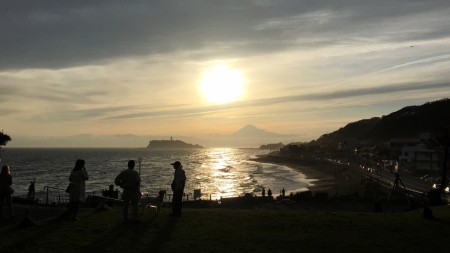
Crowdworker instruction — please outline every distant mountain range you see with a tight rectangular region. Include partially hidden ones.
[142,126,297,148]
[230,124,297,139]
[313,98,450,147]
[12,99,449,148]
[8,125,298,148]
[199,124,298,148]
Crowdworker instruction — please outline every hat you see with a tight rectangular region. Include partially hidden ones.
[171,161,181,167]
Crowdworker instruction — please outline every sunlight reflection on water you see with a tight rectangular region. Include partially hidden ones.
[2,147,314,200]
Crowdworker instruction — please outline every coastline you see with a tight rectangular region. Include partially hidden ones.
[253,154,363,197]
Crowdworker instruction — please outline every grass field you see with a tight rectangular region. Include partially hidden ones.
[1,204,449,253]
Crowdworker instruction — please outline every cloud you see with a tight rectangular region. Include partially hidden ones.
[101,81,449,120]
[2,1,450,147]
[0,84,20,102]
[2,1,450,70]
[0,108,19,116]
[372,54,450,75]
[0,81,112,105]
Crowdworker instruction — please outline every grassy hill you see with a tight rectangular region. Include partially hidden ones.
[1,204,449,252]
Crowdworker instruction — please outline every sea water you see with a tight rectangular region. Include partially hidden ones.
[0,147,313,200]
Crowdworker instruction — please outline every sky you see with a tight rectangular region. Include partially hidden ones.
[1,0,450,147]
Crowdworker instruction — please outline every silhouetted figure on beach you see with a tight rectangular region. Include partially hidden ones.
[267,188,272,198]
[66,159,89,221]
[103,184,119,199]
[170,161,186,218]
[27,178,35,199]
[262,188,266,197]
[282,188,285,198]
[0,165,14,220]
[393,172,405,190]
[115,160,140,221]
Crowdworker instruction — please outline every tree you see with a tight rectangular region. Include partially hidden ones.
[0,131,12,146]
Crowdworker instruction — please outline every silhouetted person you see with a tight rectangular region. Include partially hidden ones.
[262,188,266,197]
[393,172,405,190]
[170,161,186,217]
[0,165,14,220]
[115,160,140,221]
[282,188,285,198]
[66,159,89,221]
[27,178,35,199]
[267,188,272,198]
[102,184,119,206]
[104,184,119,199]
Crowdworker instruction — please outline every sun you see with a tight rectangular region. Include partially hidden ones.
[200,65,244,104]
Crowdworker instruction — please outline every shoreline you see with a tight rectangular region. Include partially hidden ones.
[253,155,363,197]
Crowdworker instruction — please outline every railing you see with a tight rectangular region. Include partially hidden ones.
[39,186,215,207]
[42,186,69,205]
[334,161,426,195]
[85,190,123,207]
[41,186,123,206]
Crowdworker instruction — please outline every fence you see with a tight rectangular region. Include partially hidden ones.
[42,186,69,205]
[41,186,120,206]
[36,186,215,207]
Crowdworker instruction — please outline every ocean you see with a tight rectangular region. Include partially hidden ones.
[0,148,313,201]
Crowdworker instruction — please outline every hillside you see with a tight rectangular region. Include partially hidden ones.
[314,98,450,147]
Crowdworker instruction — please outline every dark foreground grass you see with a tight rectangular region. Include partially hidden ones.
[1,205,449,253]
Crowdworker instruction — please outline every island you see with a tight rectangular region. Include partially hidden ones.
[146,139,204,149]
[259,142,284,150]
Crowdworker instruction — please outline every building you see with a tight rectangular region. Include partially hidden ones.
[390,135,440,171]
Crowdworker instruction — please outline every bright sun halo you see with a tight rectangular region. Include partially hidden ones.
[200,65,244,104]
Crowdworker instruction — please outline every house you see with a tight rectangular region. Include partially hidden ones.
[390,135,440,171]
[414,150,440,170]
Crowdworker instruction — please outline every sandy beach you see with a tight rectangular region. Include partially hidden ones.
[253,155,364,197]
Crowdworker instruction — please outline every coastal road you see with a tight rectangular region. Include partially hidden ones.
[334,161,436,194]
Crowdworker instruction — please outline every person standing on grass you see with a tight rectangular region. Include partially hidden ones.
[67,159,89,221]
[170,161,186,217]
[115,160,140,221]
[0,165,14,220]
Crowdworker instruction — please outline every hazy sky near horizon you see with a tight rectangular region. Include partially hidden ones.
[1,0,450,147]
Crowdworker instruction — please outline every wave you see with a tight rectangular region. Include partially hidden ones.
[2,147,312,200]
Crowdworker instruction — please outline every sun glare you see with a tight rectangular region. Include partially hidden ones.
[200,65,244,104]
